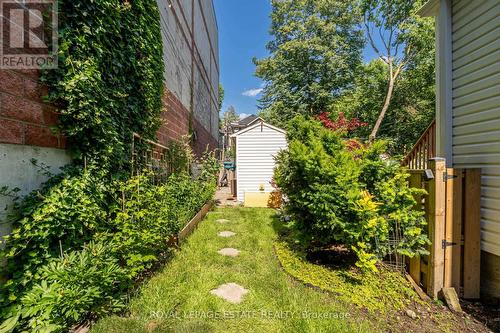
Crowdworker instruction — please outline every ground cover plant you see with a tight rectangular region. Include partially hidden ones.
[273,115,430,271]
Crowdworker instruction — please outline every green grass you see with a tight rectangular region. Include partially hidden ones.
[92,208,378,333]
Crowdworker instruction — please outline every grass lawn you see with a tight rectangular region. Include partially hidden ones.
[92,207,487,333]
[92,208,375,333]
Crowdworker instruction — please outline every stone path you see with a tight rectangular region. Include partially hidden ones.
[214,186,239,207]
[218,248,240,257]
[212,219,248,304]
[218,231,236,238]
[210,283,249,304]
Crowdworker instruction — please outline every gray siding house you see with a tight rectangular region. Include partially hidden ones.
[420,0,500,299]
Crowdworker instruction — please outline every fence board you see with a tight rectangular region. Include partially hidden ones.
[453,169,464,293]
[463,169,481,299]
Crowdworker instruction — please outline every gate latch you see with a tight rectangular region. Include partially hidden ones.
[442,240,457,249]
[443,172,458,182]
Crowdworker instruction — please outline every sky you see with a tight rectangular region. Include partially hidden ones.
[213,0,379,120]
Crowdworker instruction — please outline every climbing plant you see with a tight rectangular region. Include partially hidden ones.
[41,0,165,171]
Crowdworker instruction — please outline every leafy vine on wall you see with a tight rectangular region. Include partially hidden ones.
[41,0,165,170]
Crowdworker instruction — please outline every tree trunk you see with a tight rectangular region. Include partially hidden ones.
[369,76,395,141]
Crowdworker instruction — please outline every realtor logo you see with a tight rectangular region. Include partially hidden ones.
[0,0,58,69]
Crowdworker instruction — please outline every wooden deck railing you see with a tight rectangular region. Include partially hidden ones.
[402,119,436,169]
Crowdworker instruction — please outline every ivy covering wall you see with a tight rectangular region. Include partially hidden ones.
[42,0,165,170]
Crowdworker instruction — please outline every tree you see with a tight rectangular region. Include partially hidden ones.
[362,0,433,140]
[331,56,435,155]
[218,84,224,112]
[254,0,364,125]
[222,106,239,127]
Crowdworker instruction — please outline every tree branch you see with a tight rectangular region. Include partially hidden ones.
[364,17,388,64]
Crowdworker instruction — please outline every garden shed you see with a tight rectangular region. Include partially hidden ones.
[231,121,287,205]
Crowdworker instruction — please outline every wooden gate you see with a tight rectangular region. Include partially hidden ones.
[407,158,481,299]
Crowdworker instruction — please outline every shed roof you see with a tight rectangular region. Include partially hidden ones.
[238,115,261,126]
[230,120,286,137]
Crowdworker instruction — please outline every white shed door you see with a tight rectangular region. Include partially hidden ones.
[236,124,287,202]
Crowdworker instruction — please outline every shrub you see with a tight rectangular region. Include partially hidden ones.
[0,167,110,311]
[5,242,129,333]
[0,156,218,332]
[274,116,429,271]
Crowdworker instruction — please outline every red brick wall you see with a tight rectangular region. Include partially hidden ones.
[0,71,217,156]
[0,70,65,149]
[157,88,218,158]
[157,89,190,146]
[192,117,218,157]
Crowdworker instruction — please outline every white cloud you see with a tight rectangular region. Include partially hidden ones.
[242,88,263,97]
[239,113,251,120]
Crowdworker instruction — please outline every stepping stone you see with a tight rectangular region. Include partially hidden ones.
[218,248,240,257]
[218,231,236,238]
[210,283,249,304]
[216,219,230,224]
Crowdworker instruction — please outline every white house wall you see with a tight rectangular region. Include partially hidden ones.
[451,0,500,256]
[236,125,287,202]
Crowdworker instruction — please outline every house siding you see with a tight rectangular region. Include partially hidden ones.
[235,124,287,202]
[451,0,500,258]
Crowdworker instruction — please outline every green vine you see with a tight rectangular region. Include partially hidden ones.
[41,0,165,170]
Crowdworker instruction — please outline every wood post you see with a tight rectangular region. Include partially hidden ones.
[463,169,481,299]
[427,158,446,298]
[406,160,482,300]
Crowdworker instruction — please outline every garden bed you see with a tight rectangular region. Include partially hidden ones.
[273,230,490,333]
[177,200,215,243]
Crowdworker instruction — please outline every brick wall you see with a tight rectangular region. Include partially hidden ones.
[157,89,191,146]
[0,70,65,149]
[158,88,218,157]
[192,116,218,157]
[0,70,217,156]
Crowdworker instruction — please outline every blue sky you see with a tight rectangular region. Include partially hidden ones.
[213,0,379,119]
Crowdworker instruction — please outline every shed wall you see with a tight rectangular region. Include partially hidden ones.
[235,125,287,202]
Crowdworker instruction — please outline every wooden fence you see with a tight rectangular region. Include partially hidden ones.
[406,158,481,299]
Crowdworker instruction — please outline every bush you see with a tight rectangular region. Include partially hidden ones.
[0,167,110,311]
[7,242,129,333]
[274,116,429,271]
[0,156,218,332]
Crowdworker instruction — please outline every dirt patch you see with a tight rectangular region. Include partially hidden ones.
[461,299,500,332]
[384,301,492,333]
[306,244,358,268]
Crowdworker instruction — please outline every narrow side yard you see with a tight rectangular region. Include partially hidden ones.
[92,208,374,333]
[92,207,489,333]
